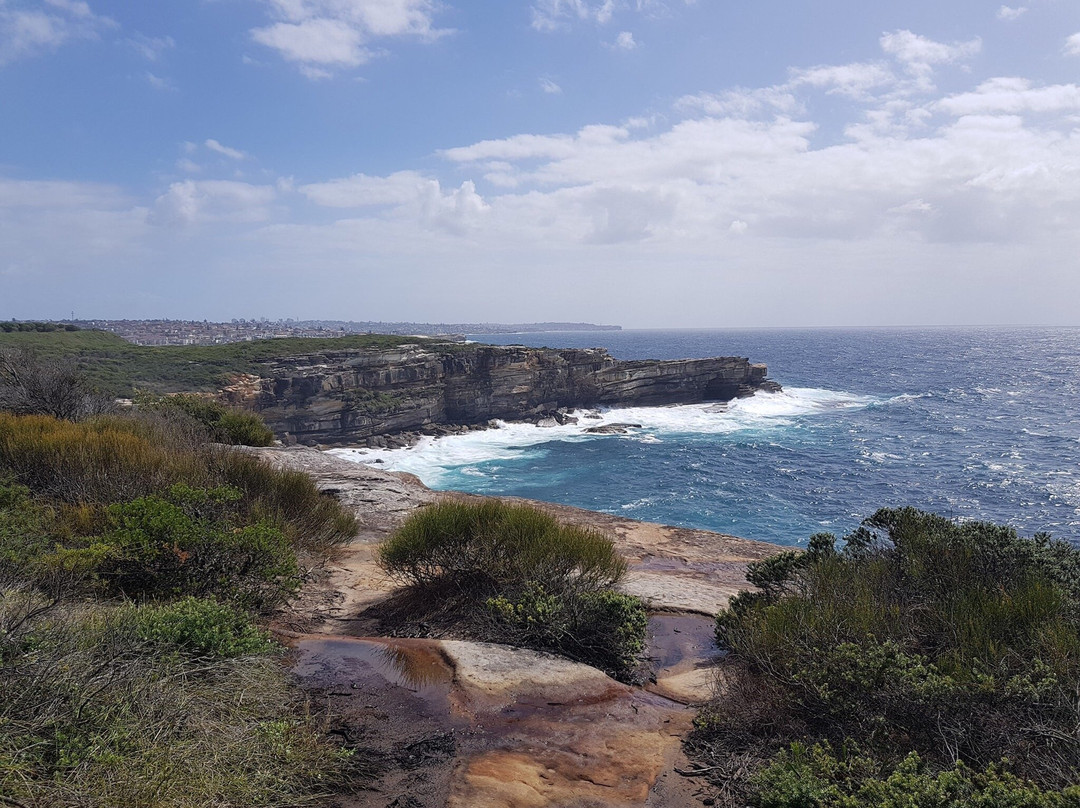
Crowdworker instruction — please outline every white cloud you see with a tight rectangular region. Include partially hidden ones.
[531,0,618,31]
[880,29,981,67]
[789,62,894,99]
[996,6,1027,21]
[676,86,800,118]
[128,32,174,61]
[614,30,635,50]
[251,0,449,76]
[1066,33,1080,57]
[880,30,981,90]
[938,78,1080,115]
[299,170,489,233]
[205,138,249,161]
[0,0,115,64]
[144,71,175,91]
[539,77,562,94]
[148,180,276,226]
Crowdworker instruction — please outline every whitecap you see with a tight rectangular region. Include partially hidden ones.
[328,387,877,487]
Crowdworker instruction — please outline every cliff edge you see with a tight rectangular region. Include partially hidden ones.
[222,343,781,445]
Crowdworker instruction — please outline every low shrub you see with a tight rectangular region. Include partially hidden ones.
[751,742,1080,808]
[378,499,627,593]
[378,500,644,678]
[691,508,1080,804]
[39,485,301,609]
[0,412,356,563]
[137,391,275,447]
[132,596,276,658]
[486,585,647,672]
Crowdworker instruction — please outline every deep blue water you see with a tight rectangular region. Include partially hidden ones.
[331,328,1080,547]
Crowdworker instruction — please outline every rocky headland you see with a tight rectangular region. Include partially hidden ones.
[222,343,781,446]
[259,446,783,808]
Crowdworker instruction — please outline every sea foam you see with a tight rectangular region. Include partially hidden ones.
[328,387,876,487]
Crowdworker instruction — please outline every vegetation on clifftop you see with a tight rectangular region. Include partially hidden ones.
[0,328,451,397]
[691,508,1080,806]
[0,360,359,805]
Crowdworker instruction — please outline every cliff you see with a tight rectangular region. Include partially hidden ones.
[221,343,781,445]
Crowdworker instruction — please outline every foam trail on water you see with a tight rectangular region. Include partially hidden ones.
[328,387,877,488]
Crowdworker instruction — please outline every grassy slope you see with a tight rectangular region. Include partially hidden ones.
[0,330,447,397]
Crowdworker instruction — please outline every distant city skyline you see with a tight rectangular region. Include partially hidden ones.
[2,1,1080,327]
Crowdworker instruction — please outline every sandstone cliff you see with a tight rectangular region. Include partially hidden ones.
[222,343,780,445]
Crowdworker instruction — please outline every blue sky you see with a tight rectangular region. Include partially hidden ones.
[2,0,1079,326]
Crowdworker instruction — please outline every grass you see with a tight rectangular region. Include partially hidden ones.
[690,508,1080,806]
[0,329,455,397]
[0,592,351,807]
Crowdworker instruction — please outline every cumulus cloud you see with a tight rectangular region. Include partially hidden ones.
[937,78,1080,115]
[251,0,449,75]
[614,30,635,50]
[880,29,980,89]
[299,170,488,233]
[148,180,276,226]
[5,26,1080,326]
[0,0,115,64]
[1066,33,1080,57]
[996,6,1027,21]
[789,61,894,100]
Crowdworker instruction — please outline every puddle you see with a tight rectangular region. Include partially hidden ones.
[648,614,721,672]
[293,636,455,716]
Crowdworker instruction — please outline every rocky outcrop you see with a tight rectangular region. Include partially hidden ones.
[222,343,781,445]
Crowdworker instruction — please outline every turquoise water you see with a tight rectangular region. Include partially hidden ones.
[331,328,1080,547]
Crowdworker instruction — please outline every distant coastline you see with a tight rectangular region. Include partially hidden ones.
[53,318,622,346]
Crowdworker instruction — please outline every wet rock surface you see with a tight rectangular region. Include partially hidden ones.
[258,446,783,807]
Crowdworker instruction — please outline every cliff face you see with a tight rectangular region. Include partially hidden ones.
[221,343,780,445]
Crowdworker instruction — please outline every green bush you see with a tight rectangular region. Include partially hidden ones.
[80,485,300,608]
[132,597,275,658]
[379,500,644,678]
[379,499,627,592]
[693,508,1080,800]
[751,743,1080,808]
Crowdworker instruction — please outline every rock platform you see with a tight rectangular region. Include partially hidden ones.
[260,446,784,808]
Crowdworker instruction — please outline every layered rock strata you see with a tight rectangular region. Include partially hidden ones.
[223,343,781,445]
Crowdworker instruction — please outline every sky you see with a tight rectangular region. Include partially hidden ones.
[1,0,1079,327]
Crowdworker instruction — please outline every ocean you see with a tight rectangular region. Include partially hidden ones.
[330,328,1080,548]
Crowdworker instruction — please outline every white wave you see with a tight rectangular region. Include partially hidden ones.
[328,387,876,486]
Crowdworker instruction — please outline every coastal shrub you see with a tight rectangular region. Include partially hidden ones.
[486,585,647,672]
[0,598,349,807]
[131,597,276,658]
[750,743,1080,808]
[0,347,113,420]
[690,508,1080,804]
[379,499,627,591]
[379,500,644,677]
[0,412,356,559]
[137,391,275,447]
